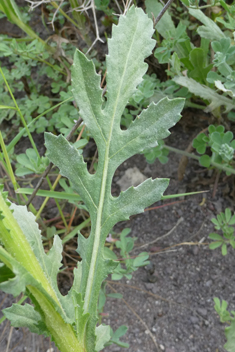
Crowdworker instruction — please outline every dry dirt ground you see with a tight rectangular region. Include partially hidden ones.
[1,117,235,352]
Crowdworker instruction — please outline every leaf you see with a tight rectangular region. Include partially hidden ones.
[0,105,17,110]
[107,293,123,299]
[145,0,175,39]
[188,48,213,84]
[225,319,235,352]
[95,324,111,351]
[17,188,82,202]
[45,6,184,351]
[188,9,225,41]
[3,304,47,335]
[110,325,129,348]
[211,218,220,227]
[173,76,235,113]
[113,325,128,339]
[209,233,223,241]
[199,155,211,167]
[222,243,227,256]
[6,203,76,323]
[215,81,235,98]
[225,208,232,223]
[133,252,149,267]
[209,241,222,249]
[229,215,235,225]
[0,0,47,47]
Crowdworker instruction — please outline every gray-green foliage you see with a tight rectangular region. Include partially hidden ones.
[210,209,235,352]
[0,6,184,352]
[209,208,235,256]
[213,297,235,352]
[192,125,235,173]
[45,5,184,350]
[45,6,183,349]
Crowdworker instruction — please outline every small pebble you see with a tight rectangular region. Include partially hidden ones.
[205,279,213,287]
[197,308,207,317]
[190,316,199,324]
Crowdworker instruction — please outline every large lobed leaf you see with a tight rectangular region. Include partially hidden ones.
[173,76,234,113]
[45,5,184,351]
[0,196,86,351]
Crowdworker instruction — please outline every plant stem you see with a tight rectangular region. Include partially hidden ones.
[0,67,41,160]
[153,0,175,27]
[0,195,86,352]
[164,145,200,160]
[164,145,235,175]
[28,286,85,352]
[0,132,19,200]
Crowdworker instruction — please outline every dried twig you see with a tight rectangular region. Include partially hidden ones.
[107,283,161,352]
[68,0,104,53]
[132,217,183,252]
[49,0,64,31]
[106,280,172,303]
[153,0,175,27]
[5,326,13,352]
[26,0,58,9]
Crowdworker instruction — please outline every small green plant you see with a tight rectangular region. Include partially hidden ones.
[106,228,150,281]
[193,125,235,173]
[213,298,235,352]
[0,7,184,352]
[209,208,235,256]
[15,148,49,176]
[142,139,169,164]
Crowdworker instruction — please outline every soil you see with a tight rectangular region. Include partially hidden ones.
[1,3,235,352]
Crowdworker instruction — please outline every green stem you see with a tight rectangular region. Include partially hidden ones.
[0,195,86,352]
[0,0,50,50]
[184,101,206,110]
[62,217,91,244]
[164,145,235,175]
[0,131,20,203]
[28,286,85,352]
[34,55,66,75]
[164,145,200,160]
[0,67,40,160]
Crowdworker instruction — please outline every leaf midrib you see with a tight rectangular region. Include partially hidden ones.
[83,17,139,314]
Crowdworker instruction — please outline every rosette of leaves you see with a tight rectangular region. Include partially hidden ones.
[214,297,235,352]
[109,228,150,281]
[193,125,235,174]
[207,37,235,99]
[15,148,49,176]
[142,140,169,164]
[0,6,184,352]
[209,208,235,256]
